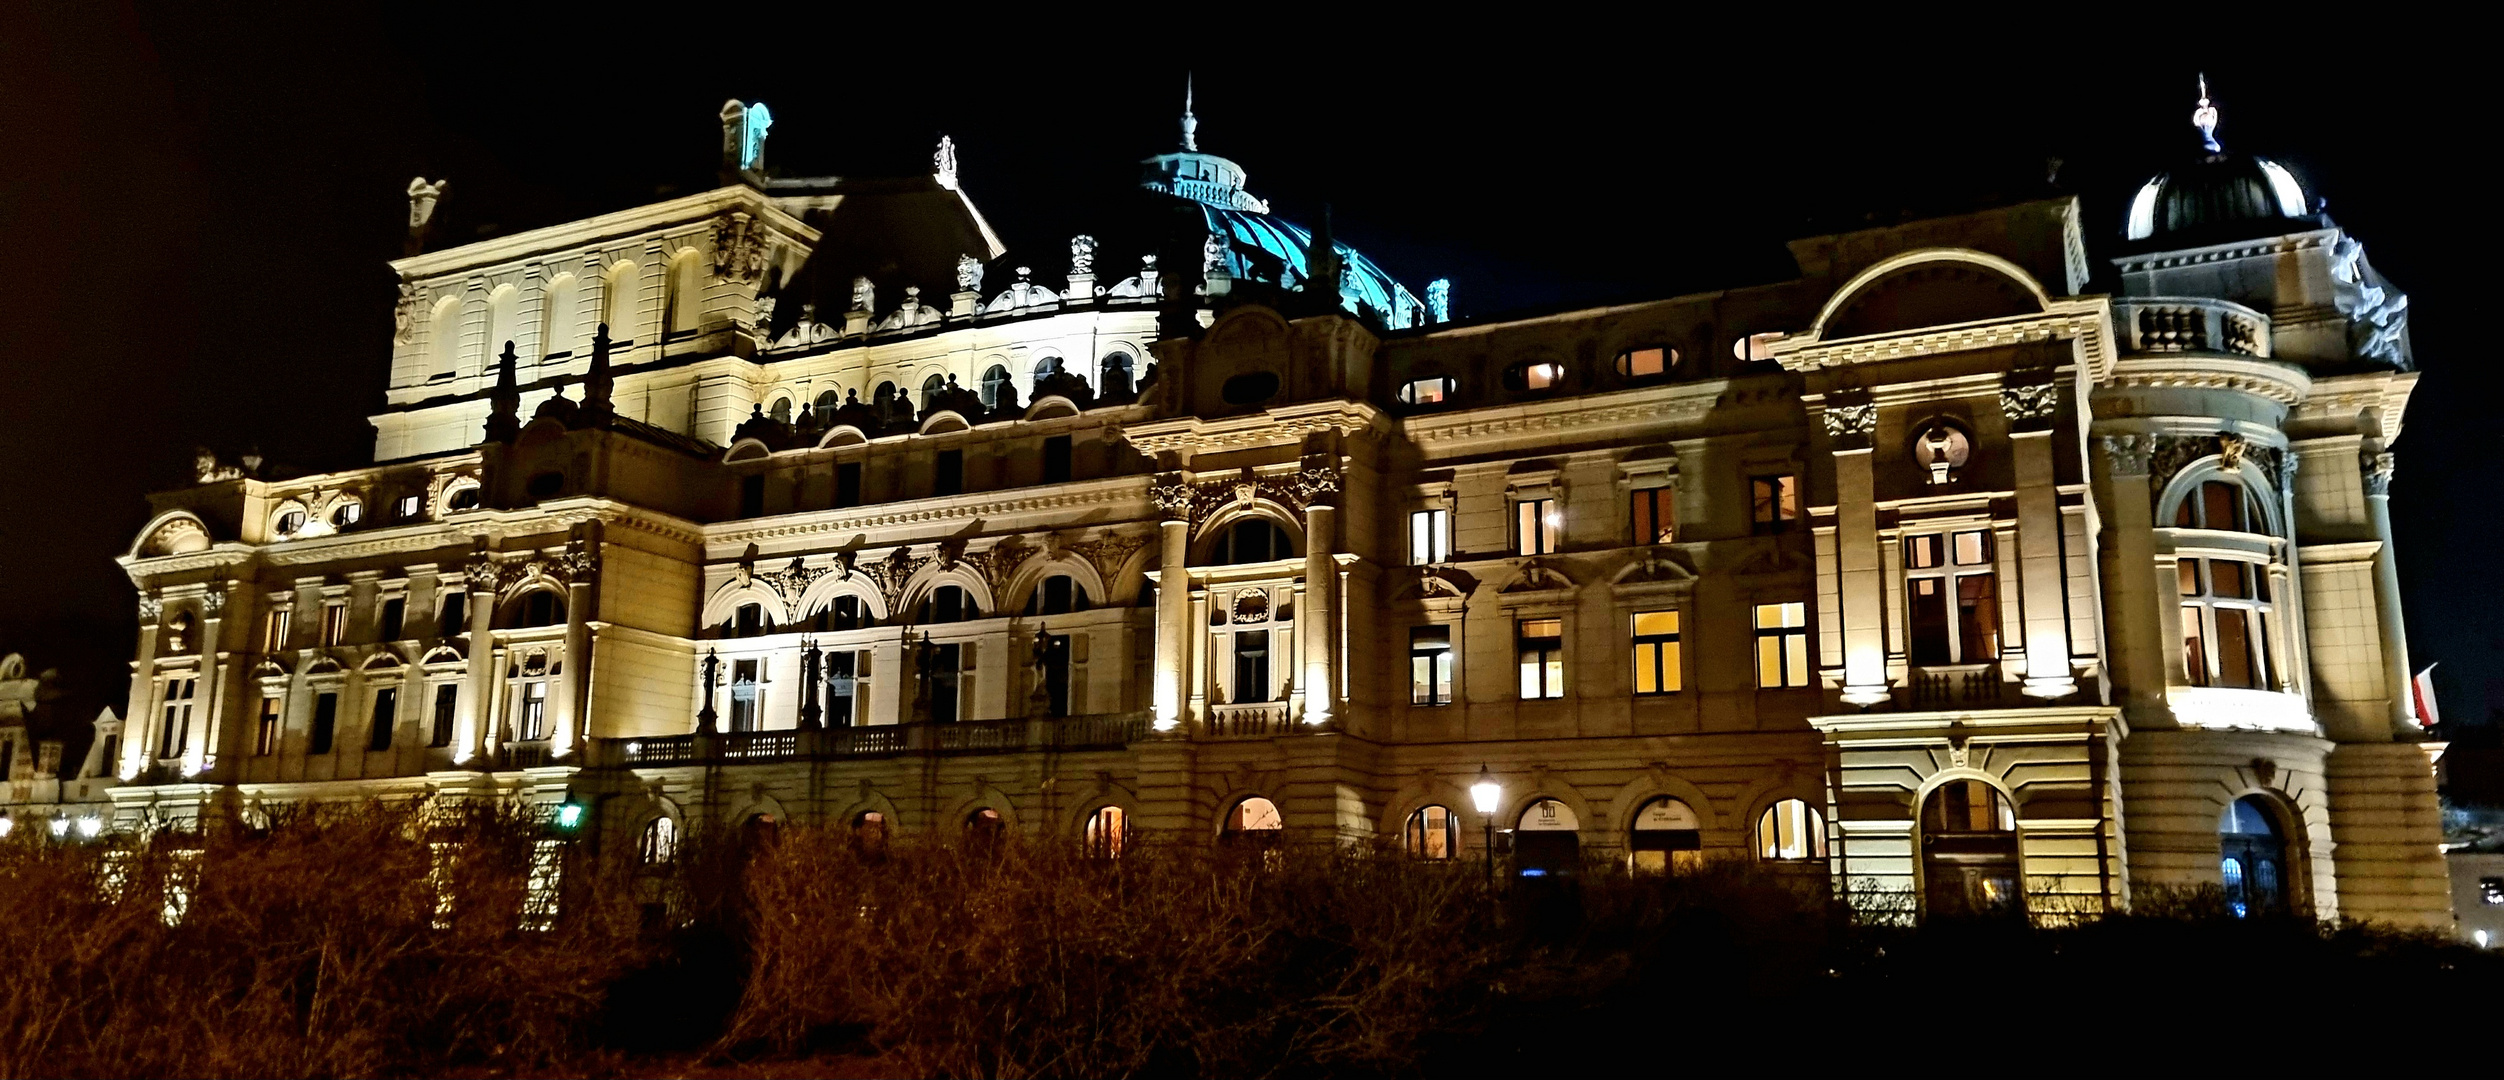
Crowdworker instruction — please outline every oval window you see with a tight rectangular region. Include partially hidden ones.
[1502,362,1565,392]
[1221,371,1280,405]
[1397,376,1456,405]
[329,502,362,528]
[1616,346,1677,378]
[446,486,481,511]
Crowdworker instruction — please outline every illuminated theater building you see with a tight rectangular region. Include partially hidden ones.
[108,92,2449,924]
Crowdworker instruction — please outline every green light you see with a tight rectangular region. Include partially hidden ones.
[556,802,585,830]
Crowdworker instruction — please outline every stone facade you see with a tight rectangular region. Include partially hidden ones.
[101,100,2450,927]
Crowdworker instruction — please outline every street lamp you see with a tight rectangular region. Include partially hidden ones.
[1470,765,1502,886]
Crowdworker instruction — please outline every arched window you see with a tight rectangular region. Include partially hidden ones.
[483,285,520,367]
[426,297,462,378]
[815,389,840,415]
[542,273,578,359]
[504,590,566,629]
[2220,796,2288,918]
[768,397,793,426]
[1516,798,1580,878]
[917,585,977,624]
[1405,805,1458,861]
[980,365,1012,409]
[1756,798,1826,861]
[853,810,888,856]
[965,807,1005,852]
[666,252,704,334]
[2172,476,2273,534]
[1212,519,1295,564]
[603,261,640,341]
[638,817,678,866]
[329,501,362,529]
[1085,805,1128,859]
[1920,780,2020,917]
[1033,355,1064,380]
[722,602,774,638]
[1629,797,1701,875]
[920,374,946,411]
[1099,353,1135,396]
[1221,797,1284,850]
[1026,575,1091,616]
[872,381,899,417]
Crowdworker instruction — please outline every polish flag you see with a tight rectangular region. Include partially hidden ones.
[2412,664,2441,729]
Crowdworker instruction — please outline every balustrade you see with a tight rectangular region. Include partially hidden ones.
[2117,298,2271,358]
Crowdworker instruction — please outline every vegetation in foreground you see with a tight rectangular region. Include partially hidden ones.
[0,806,2489,1078]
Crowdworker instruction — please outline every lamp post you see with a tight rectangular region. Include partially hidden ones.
[1470,765,1502,887]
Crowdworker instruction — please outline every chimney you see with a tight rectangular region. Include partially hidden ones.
[405,177,447,257]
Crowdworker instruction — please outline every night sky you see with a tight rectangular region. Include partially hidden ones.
[1,10,2491,725]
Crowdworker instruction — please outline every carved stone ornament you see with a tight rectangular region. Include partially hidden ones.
[711,212,769,284]
[956,254,985,292]
[1292,461,1343,508]
[463,556,509,596]
[1821,401,1877,443]
[2362,449,2396,495]
[200,590,226,618]
[1998,381,2060,423]
[1203,232,1229,275]
[2098,434,2152,477]
[138,595,164,622]
[850,276,875,314]
[1069,234,1097,276]
[2217,432,2249,472]
[757,557,823,600]
[1913,421,1972,484]
[860,547,933,610]
[2147,435,2212,499]
[393,281,419,345]
[1071,533,1149,583]
[1150,474,1195,522]
[555,541,600,583]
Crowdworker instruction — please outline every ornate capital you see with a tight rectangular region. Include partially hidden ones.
[1293,455,1343,509]
[1150,473,1195,523]
[1820,397,1877,450]
[1998,380,2059,427]
[555,541,600,584]
[138,594,164,622]
[2361,449,2396,495]
[463,556,508,597]
[2098,434,2151,478]
[199,590,226,618]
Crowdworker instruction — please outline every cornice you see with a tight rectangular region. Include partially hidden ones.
[2105,355,2312,407]
[2291,370,2418,441]
[704,477,1148,548]
[1123,400,1387,456]
[389,186,819,281]
[1772,301,2116,380]
[2108,228,2340,274]
[1400,382,1726,446]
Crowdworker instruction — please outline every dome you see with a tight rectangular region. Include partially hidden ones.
[1137,92,1426,329]
[2123,81,2318,244]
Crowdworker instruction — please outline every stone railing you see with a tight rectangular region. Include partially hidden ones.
[591,712,1152,768]
[1204,702,1296,739]
[2115,297,2271,359]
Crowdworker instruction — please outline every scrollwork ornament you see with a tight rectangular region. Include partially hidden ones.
[1821,401,1877,445]
[1150,474,1195,522]
[138,594,164,622]
[2098,434,2151,477]
[200,590,226,618]
[1293,464,1343,508]
[1998,381,2059,423]
[463,557,507,596]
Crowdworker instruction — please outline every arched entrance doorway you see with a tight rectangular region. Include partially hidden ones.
[1629,797,1702,875]
[2220,796,2288,918]
[1919,779,2021,918]
[1515,798,1579,878]
[1221,797,1283,849]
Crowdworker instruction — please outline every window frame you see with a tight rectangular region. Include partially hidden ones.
[1513,497,1560,556]
[1752,601,1810,689]
[2178,555,2275,690]
[1630,486,1675,546]
[1630,609,1683,695]
[1903,529,2000,666]
[1408,508,1451,566]
[1750,474,1800,536]
[1409,625,1454,706]
[1516,617,1565,700]
[1756,798,1827,861]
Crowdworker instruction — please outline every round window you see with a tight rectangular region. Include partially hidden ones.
[1221,371,1280,405]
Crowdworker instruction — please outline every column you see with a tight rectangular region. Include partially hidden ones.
[2005,381,2077,699]
[190,590,229,779]
[2095,435,2170,724]
[1151,473,1193,731]
[462,561,499,764]
[1301,500,1338,726]
[555,575,593,756]
[1823,396,1887,706]
[2362,450,2413,736]
[123,596,162,781]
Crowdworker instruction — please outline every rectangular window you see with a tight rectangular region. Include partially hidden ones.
[1751,474,1799,535]
[935,449,964,496]
[1514,498,1559,555]
[319,603,345,646]
[1043,435,1073,483]
[263,608,291,651]
[1517,618,1564,699]
[2481,877,2504,905]
[1907,531,1998,664]
[1632,610,1682,694]
[740,474,766,517]
[310,692,338,754]
[1410,626,1453,705]
[380,596,406,641]
[2180,557,2273,690]
[1040,634,1071,717]
[729,659,758,732]
[439,591,467,636]
[1754,602,1810,688]
[930,643,962,722]
[1622,346,1669,378]
[395,494,422,519]
[734,604,764,637]
[826,650,858,726]
[430,684,458,748]
[368,687,397,752]
[256,695,282,756]
[519,681,550,740]
[2182,603,2210,685]
[1409,509,1450,565]
[836,462,863,508]
[1233,632,1271,703]
[158,677,197,758]
[1631,487,1675,545]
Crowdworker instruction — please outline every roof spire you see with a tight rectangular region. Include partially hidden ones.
[1181,73,1199,151]
[2193,73,2221,153]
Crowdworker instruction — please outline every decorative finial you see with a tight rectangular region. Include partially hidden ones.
[1181,73,1198,151]
[934,135,959,191]
[2193,73,2221,153]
